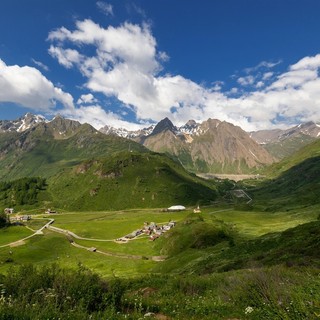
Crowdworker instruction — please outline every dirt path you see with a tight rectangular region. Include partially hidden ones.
[47,225,114,242]
[1,218,166,261]
[0,218,54,248]
[48,224,166,261]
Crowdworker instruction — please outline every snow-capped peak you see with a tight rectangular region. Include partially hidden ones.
[0,113,47,133]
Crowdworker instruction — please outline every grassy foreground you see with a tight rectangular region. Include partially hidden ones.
[0,206,319,319]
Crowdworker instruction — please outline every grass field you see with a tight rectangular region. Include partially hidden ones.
[0,205,318,278]
[50,209,191,239]
[0,205,319,319]
[203,206,319,238]
[0,230,156,277]
[0,226,33,246]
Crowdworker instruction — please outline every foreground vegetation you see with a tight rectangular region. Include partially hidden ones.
[0,262,319,319]
[0,205,319,319]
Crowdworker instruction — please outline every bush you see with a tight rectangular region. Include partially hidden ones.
[0,264,125,318]
[0,212,9,228]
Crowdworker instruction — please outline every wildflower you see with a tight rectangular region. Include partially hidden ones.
[245,306,254,314]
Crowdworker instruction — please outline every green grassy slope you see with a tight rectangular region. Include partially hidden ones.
[252,156,320,209]
[153,212,320,275]
[263,137,320,177]
[0,122,147,181]
[241,138,320,209]
[46,152,218,211]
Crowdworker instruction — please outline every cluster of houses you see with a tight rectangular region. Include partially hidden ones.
[45,209,57,214]
[117,220,176,242]
[3,208,32,223]
[144,221,176,241]
[10,215,31,222]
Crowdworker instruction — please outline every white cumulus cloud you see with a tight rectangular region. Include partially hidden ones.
[62,104,144,130]
[48,19,320,131]
[237,75,255,86]
[0,58,74,111]
[48,45,83,69]
[77,93,98,105]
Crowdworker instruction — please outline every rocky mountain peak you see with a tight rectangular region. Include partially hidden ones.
[46,116,82,138]
[185,119,197,126]
[179,120,199,134]
[0,112,46,133]
[251,121,320,145]
[150,117,176,136]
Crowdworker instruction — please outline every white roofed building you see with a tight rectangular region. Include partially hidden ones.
[167,205,186,211]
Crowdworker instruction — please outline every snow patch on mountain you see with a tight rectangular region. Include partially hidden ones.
[0,113,47,133]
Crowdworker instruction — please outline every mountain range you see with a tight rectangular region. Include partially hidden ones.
[2,113,320,175]
[101,117,320,170]
[250,121,320,159]
[1,113,320,210]
[101,117,275,174]
[0,114,221,209]
[0,112,46,133]
[0,114,146,181]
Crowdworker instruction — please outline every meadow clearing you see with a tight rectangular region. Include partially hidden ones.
[0,204,318,277]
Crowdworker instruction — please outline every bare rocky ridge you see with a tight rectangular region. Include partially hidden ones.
[250,121,320,159]
[250,121,320,144]
[3,113,319,174]
[101,117,275,174]
[0,113,46,133]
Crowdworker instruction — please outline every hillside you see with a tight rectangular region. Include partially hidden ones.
[102,118,275,174]
[238,139,320,210]
[262,134,315,159]
[153,214,320,274]
[251,155,320,210]
[46,152,218,210]
[251,121,320,159]
[262,138,320,178]
[0,116,147,181]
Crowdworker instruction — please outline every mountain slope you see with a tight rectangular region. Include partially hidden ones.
[251,121,320,159]
[246,139,320,209]
[0,113,46,133]
[154,216,320,274]
[46,152,218,210]
[103,118,275,174]
[0,116,147,181]
[187,119,274,173]
[263,137,320,178]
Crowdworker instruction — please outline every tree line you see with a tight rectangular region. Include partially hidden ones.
[0,177,46,207]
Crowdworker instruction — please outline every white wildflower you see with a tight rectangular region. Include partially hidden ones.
[245,306,254,314]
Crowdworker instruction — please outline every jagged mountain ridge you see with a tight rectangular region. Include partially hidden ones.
[100,124,155,139]
[250,121,320,159]
[3,113,319,174]
[0,112,46,133]
[0,115,147,181]
[102,117,275,174]
[250,121,320,144]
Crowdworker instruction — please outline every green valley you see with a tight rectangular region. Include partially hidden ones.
[0,117,320,319]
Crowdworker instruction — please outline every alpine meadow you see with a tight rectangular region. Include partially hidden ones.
[0,1,320,319]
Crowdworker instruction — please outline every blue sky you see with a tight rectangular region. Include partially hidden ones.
[1,0,320,131]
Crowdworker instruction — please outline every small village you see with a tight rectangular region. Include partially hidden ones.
[3,205,202,244]
[117,220,176,242]
[4,208,31,223]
